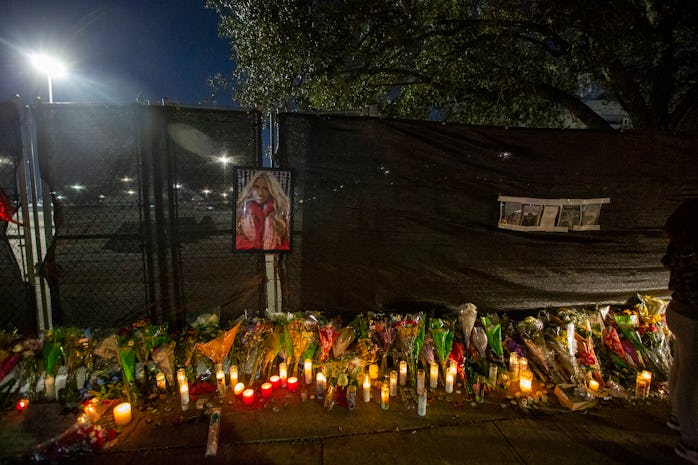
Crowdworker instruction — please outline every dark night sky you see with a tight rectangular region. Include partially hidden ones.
[0,0,237,106]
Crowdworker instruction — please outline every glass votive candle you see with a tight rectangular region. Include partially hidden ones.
[233,382,245,396]
[389,370,398,396]
[399,360,408,386]
[381,382,390,410]
[156,372,167,392]
[519,369,533,393]
[113,402,132,426]
[368,363,379,380]
[270,375,281,389]
[417,368,425,394]
[242,388,255,405]
[363,373,371,402]
[287,376,299,393]
[304,359,313,384]
[229,365,238,386]
[279,362,288,388]
[261,382,273,398]
[429,362,438,389]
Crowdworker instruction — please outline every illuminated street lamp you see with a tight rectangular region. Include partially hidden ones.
[30,53,67,103]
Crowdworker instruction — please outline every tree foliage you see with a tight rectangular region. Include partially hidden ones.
[207,0,697,131]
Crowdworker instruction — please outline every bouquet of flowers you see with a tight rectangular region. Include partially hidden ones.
[395,313,425,386]
[481,314,504,364]
[287,315,317,377]
[333,324,357,359]
[517,315,566,384]
[317,321,339,362]
[239,318,274,383]
[634,294,672,381]
[458,303,478,362]
[371,314,397,375]
[429,317,454,383]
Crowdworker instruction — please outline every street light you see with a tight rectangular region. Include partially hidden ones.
[30,53,67,103]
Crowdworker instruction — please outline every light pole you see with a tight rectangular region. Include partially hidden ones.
[30,53,67,103]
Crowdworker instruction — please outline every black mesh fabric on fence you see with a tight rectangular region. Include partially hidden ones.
[0,100,33,332]
[279,113,697,317]
[32,103,262,328]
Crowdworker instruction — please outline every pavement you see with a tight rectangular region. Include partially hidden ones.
[0,378,687,465]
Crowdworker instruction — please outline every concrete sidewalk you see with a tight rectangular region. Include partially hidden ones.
[1,381,685,465]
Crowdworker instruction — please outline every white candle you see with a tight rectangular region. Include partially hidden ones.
[389,370,398,396]
[380,382,389,410]
[180,382,190,408]
[177,368,186,388]
[519,369,533,393]
[509,353,520,380]
[418,388,427,416]
[304,359,313,384]
[216,370,226,396]
[445,371,454,394]
[399,361,407,386]
[489,365,498,386]
[229,365,238,386]
[417,369,425,394]
[363,373,371,402]
[279,362,288,388]
[316,372,326,398]
[156,372,167,392]
[113,402,132,426]
[519,357,528,374]
[429,362,438,389]
[233,382,245,396]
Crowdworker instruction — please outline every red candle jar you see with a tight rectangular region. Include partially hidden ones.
[270,375,281,389]
[287,376,299,393]
[16,398,29,412]
[242,389,255,405]
[261,382,273,398]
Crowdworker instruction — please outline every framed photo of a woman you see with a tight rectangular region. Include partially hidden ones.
[232,168,293,253]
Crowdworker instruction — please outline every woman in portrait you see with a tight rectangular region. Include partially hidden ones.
[235,170,290,251]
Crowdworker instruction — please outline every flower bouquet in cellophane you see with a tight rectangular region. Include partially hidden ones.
[395,313,425,387]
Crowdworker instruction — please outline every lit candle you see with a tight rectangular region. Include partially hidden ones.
[304,359,313,384]
[519,369,533,393]
[389,370,398,396]
[180,382,190,408]
[45,374,56,401]
[445,371,454,394]
[368,363,379,380]
[270,375,281,389]
[519,357,528,375]
[588,379,600,392]
[449,359,457,375]
[229,365,238,387]
[381,382,390,410]
[429,362,438,389]
[15,398,29,412]
[509,353,520,380]
[242,388,255,405]
[417,369,425,394]
[216,370,226,396]
[233,382,245,396]
[287,376,299,393]
[316,372,326,398]
[363,373,371,402]
[177,368,186,388]
[642,370,652,398]
[279,362,288,388]
[261,382,272,398]
[156,372,167,392]
[399,361,407,386]
[113,402,132,426]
